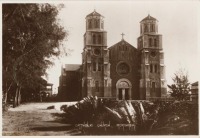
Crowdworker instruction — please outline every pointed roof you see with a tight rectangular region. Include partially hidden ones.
[64,64,81,71]
[86,10,103,17]
[191,81,198,86]
[109,39,137,50]
[140,14,157,22]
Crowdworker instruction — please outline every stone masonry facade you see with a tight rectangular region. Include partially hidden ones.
[58,10,167,101]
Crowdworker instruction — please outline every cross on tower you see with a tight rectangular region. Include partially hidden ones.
[121,33,125,40]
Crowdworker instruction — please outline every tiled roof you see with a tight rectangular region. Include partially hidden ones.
[64,64,81,71]
[141,14,157,22]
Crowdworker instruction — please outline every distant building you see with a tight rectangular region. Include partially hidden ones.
[58,10,167,101]
[190,81,198,102]
[58,64,82,101]
[41,83,53,96]
[40,82,53,102]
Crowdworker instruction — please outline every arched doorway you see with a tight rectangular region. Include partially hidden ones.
[116,79,132,100]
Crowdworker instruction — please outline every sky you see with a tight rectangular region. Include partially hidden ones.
[45,0,200,93]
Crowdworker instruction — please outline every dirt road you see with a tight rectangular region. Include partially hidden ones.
[2,102,81,136]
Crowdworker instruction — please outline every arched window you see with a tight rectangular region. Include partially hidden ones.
[152,82,156,92]
[153,24,155,32]
[149,38,152,47]
[93,62,96,71]
[98,35,101,44]
[98,62,101,71]
[93,35,96,44]
[154,38,157,47]
[154,64,157,73]
[105,80,107,87]
[95,81,99,92]
[150,64,153,73]
[88,20,92,29]
[95,20,98,28]
[151,24,154,32]
[97,19,100,28]
[144,25,148,32]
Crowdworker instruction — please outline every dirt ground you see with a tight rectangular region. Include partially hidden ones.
[2,102,81,136]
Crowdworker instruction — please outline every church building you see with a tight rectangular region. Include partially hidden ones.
[58,10,167,101]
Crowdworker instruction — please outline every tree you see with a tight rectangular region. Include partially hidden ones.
[167,69,190,101]
[3,4,67,108]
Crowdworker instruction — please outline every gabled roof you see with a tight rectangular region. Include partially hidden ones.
[47,83,53,86]
[140,14,157,22]
[86,10,103,17]
[64,64,81,71]
[109,39,137,50]
[191,81,198,86]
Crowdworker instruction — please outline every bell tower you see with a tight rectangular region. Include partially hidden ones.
[82,10,112,98]
[137,15,167,100]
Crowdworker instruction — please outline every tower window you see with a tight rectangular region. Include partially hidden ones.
[144,25,148,32]
[154,38,157,47]
[98,62,101,71]
[93,62,96,71]
[88,20,92,29]
[155,64,157,73]
[98,35,101,44]
[150,64,153,73]
[152,82,156,92]
[95,20,99,28]
[149,38,152,47]
[95,81,99,92]
[97,19,100,28]
[151,24,154,32]
[93,35,96,44]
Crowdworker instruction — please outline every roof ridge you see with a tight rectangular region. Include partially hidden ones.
[64,64,81,71]
[109,39,137,50]
[140,14,157,22]
[86,10,103,17]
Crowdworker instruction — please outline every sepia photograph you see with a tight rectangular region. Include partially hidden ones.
[2,0,200,136]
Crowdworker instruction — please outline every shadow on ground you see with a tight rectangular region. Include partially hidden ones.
[31,125,74,131]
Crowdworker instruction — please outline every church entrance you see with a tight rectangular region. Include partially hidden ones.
[118,88,129,100]
[116,79,132,100]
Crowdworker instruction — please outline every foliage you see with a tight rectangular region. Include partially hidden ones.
[151,101,198,135]
[60,98,198,135]
[61,97,158,134]
[167,69,190,100]
[3,4,67,105]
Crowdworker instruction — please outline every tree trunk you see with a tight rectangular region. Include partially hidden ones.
[39,92,42,102]
[4,92,8,104]
[13,86,19,108]
[3,91,8,112]
[17,87,22,105]
[3,82,13,107]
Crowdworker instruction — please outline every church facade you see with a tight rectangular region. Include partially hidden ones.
[58,10,167,101]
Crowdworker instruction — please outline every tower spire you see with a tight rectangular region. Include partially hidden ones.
[121,33,125,40]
